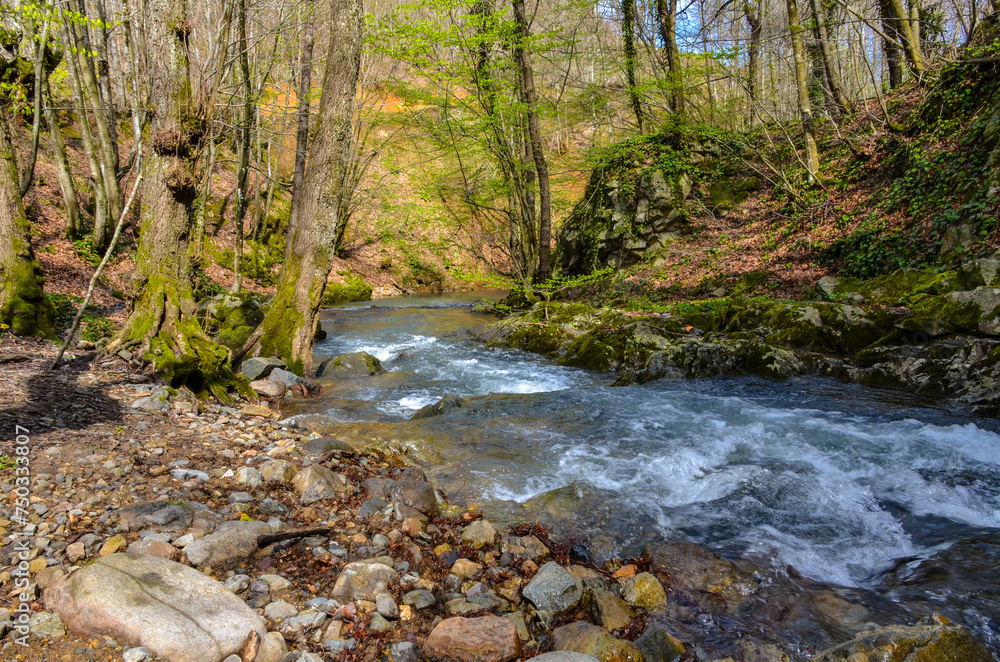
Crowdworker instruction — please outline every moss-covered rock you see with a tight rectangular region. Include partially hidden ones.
[819,268,963,306]
[316,351,385,378]
[209,294,265,352]
[321,273,373,307]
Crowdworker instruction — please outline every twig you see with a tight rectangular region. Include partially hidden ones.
[50,170,144,370]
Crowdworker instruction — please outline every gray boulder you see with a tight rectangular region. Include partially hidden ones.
[44,554,265,662]
[268,368,305,387]
[184,520,273,567]
[522,562,583,614]
[241,357,286,381]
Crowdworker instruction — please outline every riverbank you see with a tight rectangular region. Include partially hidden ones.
[2,333,997,661]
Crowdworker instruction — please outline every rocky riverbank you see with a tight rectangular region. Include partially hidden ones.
[472,261,1000,416]
[0,338,996,662]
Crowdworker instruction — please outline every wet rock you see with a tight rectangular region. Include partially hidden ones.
[461,519,498,549]
[421,615,522,662]
[590,588,635,631]
[552,621,644,662]
[634,625,684,662]
[812,621,993,662]
[523,562,584,614]
[642,542,755,603]
[410,394,466,420]
[331,560,399,601]
[184,520,273,567]
[44,554,264,662]
[127,539,180,562]
[300,437,354,455]
[291,464,352,504]
[621,573,666,611]
[531,655,600,662]
[250,380,285,399]
[315,352,385,378]
[501,534,549,562]
[260,459,298,484]
[241,357,286,381]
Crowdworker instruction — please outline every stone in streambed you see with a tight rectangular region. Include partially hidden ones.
[251,380,285,399]
[460,519,498,549]
[621,573,666,611]
[184,520,273,567]
[260,459,298,484]
[530,655,600,662]
[634,625,684,662]
[523,561,583,614]
[44,554,264,662]
[332,560,399,602]
[552,621,644,662]
[292,464,352,504]
[590,588,635,631]
[421,615,522,662]
[300,437,355,455]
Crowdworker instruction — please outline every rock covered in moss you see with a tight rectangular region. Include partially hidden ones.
[315,351,385,378]
[321,273,373,307]
[552,621,645,662]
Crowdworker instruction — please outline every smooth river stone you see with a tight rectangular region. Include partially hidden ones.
[44,553,265,662]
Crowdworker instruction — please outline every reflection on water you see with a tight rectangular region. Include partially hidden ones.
[300,293,1000,651]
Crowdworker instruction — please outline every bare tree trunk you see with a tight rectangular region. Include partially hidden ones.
[886,0,926,75]
[255,0,363,376]
[743,0,762,126]
[809,0,851,113]
[656,0,684,115]
[93,0,120,168]
[621,0,644,132]
[286,0,315,264]
[111,0,246,398]
[19,18,50,197]
[0,116,54,337]
[231,0,253,294]
[787,0,821,179]
[513,0,552,281]
[42,72,81,238]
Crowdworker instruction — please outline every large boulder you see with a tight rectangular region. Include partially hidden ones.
[812,621,992,662]
[44,554,265,662]
[184,520,273,567]
[241,357,286,381]
[315,352,385,379]
[421,615,522,662]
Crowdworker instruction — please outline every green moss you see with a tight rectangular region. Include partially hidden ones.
[1,261,56,339]
[507,325,567,355]
[901,295,982,336]
[321,273,373,306]
[829,268,962,306]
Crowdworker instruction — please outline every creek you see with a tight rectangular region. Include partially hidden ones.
[296,292,1000,655]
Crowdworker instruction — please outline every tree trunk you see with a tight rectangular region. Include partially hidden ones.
[809,0,851,113]
[787,0,821,180]
[69,2,122,247]
[886,0,925,76]
[231,0,253,294]
[656,0,684,115]
[513,0,552,281]
[255,0,363,376]
[93,0,120,168]
[743,0,762,126]
[0,116,54,337]
[879,0,905,88]
[111,0,245,399]
[19,18,50,197]
[286,0,315,265]
[621,0,644,132]
[43,72,81,239]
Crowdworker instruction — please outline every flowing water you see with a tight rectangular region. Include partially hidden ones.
[298,293,1000,654]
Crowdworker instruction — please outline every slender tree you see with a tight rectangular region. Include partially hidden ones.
[287,0,316,265]
[787,0,820,179]
[231,0,254,293]
[621,0,644,132]
[0,116,54,337]
[656,0,684,114]
[254,0,364,375]
[743,0,762,125]
[513,0,552,281]
[42,71,81,238]
[809,0,851,113]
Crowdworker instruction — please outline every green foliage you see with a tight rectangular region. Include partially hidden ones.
[46,293,116,341]
[321,272,373,306]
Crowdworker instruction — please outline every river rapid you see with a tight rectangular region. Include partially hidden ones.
[294,292,1000,655]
